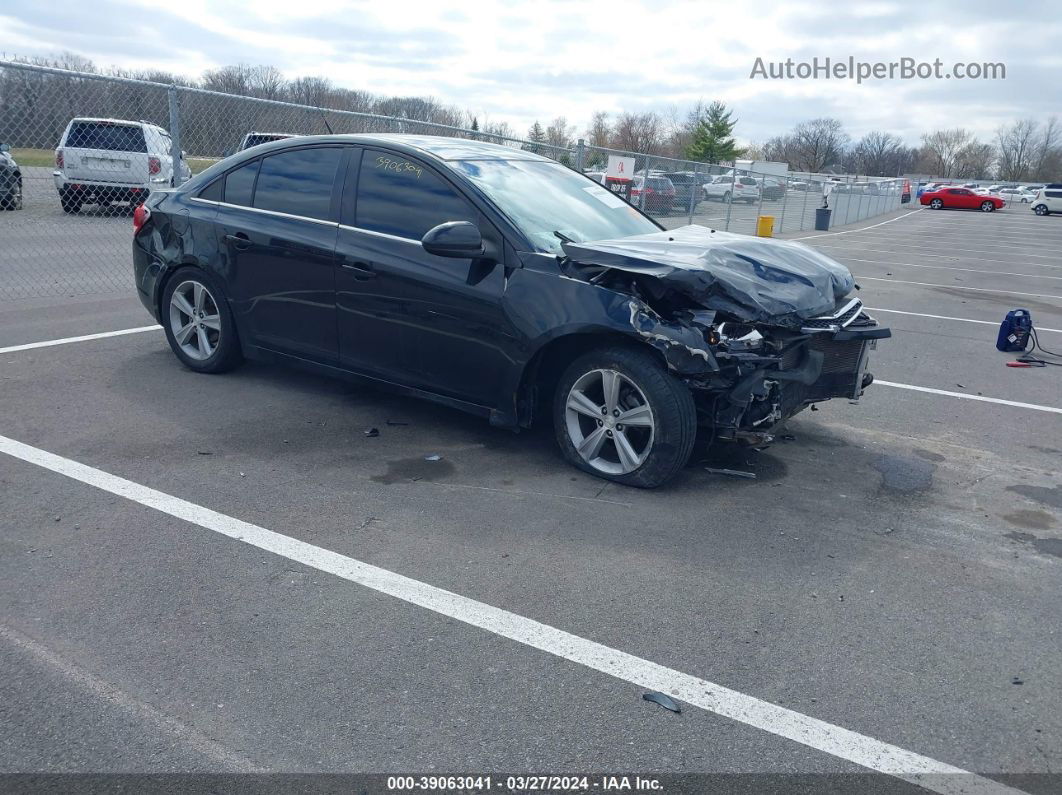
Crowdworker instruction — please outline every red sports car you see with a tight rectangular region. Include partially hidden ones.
[920,186,1005,212]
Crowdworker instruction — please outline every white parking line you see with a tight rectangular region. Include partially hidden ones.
[875,382,1062,414]
[843,258,1062,281]
[791,209,925,240]
[858,277,1062,301]
[866,307,1062,334]
[0,326,160,355]
[0,433,1024,795]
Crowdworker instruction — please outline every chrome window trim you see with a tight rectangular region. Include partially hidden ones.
[188,196,337,226]
[338,223,419,244]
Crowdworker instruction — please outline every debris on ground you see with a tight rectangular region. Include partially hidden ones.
[642,691,681,713]
[364,428,380,438]
[780,434,796,441]
[386,420,409,426]
[197,450,212,455]
[1012,676,1024,685]
[424,454,442,461]
[956,383,966,389]
[705,467,757,479]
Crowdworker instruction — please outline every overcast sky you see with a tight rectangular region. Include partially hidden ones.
[2,0,1059,145]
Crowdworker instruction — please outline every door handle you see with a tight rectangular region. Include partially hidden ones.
[223,233,251,250]
[341,261,377,280]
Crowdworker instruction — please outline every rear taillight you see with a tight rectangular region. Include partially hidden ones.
[56,150,64,169]
[148,156,161,175]
[133,203,151,234]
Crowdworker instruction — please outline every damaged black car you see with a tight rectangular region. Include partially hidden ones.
[133,135,889,487]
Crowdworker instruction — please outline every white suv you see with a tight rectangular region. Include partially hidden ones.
[702,174,760,204]
[53,117,191,213]
[1030,184,1062,216]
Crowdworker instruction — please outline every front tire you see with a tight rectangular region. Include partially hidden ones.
[980,201,995,212]
[161,267,243,374]
[1034,204,1049,216]
[59,190,81,214]
[553,346,696,488]
[930,198,943,209]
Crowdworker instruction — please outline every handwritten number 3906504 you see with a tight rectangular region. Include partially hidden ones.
[376,157,422,179]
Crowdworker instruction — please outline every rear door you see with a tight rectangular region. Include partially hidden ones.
[335,148,513,405]
[61,121,148,184]
[216,145,345,363]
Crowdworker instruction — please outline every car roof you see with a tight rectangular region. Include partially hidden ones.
[246,133,556,162]
[69,117,159,129]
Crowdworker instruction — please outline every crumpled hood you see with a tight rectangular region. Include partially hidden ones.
[561,225,856,327]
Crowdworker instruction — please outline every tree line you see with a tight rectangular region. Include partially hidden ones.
[1,53,1058,182]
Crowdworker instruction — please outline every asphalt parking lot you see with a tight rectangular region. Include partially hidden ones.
[1,204,1060,793]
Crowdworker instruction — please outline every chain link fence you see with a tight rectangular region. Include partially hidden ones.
[0,59,906,301]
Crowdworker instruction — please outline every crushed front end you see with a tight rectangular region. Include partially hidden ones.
[560,225,891,445]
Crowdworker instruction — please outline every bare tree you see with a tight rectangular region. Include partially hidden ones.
[545,116,574,151]
[954,142,996,179]
[920,128,974,177]
[850,132,904,176]
[1032,116,1061,181]
[786,118,849,172]
[995,119,1039,181]
[611,111,663,158]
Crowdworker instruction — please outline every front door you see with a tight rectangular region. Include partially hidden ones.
[335,148,514,406]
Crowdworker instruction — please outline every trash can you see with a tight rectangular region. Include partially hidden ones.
[814,207,832,231]
[756,215,775,237]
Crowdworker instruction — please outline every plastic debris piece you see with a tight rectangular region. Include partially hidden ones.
[424,454,442,461]
[642,691,681,713]
[386,420,409,426]
[364,428,380,437]
[705,467,757,480]
[1012,676,1024,685]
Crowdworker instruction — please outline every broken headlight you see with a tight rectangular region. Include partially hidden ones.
[716,322,765,352]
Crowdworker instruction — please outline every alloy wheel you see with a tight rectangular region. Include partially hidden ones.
[169,279,221,361]
[564,369,655,475]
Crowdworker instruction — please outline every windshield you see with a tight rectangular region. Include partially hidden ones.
[454,159,659,255]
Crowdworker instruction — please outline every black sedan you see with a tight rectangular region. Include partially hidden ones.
[0,144,22,210]
[133,135,888,487]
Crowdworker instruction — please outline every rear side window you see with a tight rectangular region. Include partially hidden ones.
[1046,190,1062,199]
[198,178,223,202]
[253,147,341,221]
[225,159,260,207]
[355,149,476,239]
[65,122,147,153]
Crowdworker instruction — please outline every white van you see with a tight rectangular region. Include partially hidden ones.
[1030,184,1062,216]
[53,117,191,213]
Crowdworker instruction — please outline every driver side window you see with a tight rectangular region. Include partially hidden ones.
[354,149,477,240]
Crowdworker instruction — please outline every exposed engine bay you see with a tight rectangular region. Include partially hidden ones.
[560,225,891,444]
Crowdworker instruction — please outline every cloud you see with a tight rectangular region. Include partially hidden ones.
[1,0,1058,145]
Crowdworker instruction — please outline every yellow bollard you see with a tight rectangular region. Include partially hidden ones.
[756,215,775,237]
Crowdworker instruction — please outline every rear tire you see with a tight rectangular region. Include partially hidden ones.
[59,191,81,214]
[161,267,243,374]
[2,180,21,210]
[1034,204,1049,216]
[553,346,696,488]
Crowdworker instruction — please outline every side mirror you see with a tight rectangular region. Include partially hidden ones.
[421,221,484,258]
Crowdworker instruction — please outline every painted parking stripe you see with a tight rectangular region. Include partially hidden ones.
[0,326,160,355]
[857,277,1062,301]
[0,433,1025,795]
[866,308,1062,334]
[843,259,1062,281]
[791,209,925,240]
[876,382,1062,414]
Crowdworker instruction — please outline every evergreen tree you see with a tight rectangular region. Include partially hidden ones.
[686,101,745,163]
[525,120,547,154]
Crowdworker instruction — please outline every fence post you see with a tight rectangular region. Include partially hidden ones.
[641,156,652,211]
[778,174,788,233]
[687,162,698,226]
[723,168,734,231]
[168,85,184,187]
[575,139,585,172]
